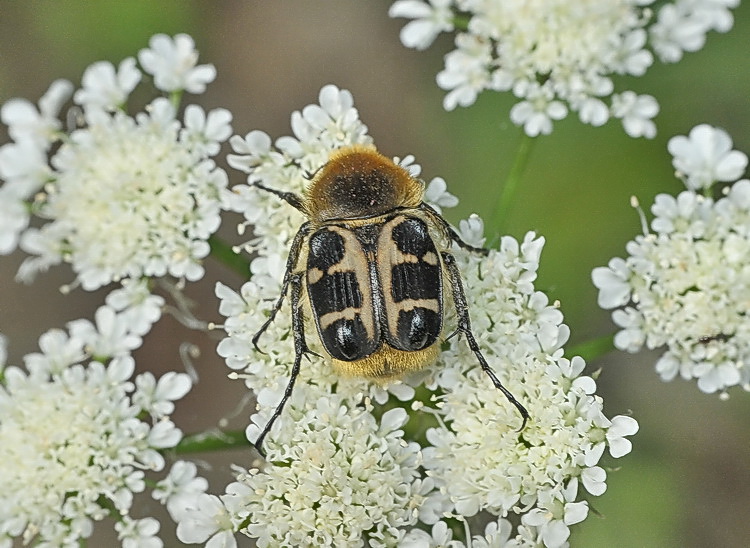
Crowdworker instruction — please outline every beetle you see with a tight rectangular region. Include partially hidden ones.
[251,144,528,454]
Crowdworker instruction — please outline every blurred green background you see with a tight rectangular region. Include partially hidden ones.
[1,2,749,546]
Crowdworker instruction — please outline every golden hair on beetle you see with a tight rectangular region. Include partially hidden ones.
[304,144,424,223]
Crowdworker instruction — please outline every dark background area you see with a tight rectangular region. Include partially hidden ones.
[1,2,749,546]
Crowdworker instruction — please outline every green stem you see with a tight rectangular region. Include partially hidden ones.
[175,429,250,454]
[209,235,251,277]
[170,90,184,111]
[566,333,616,362]
[487,133,536,240]
[452,14,471,31]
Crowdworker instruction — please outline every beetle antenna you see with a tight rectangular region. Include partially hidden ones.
[253,182,307,213]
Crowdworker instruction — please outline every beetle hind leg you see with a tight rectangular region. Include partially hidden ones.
[441,251,530,429]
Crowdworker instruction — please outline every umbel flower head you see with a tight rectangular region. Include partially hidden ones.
[593,124,750,395]
[0,296,192,547]
[0,33,231,291]
[161,85,639,547]
[389,0,738,137]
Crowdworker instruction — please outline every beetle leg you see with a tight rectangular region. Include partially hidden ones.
[420,202,489,256]
[252,223,312,353]
[253,272,306,457]
[441,251,530,429]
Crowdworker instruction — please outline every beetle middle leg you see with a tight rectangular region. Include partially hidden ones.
[420,202,489,255]
[253,272,306,456]
[441,251,530,429]
[252,223,312,352]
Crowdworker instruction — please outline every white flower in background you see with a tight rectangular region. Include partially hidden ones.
[175,493,238,548]
[0,80,72,254]
[138,33,217,94]
[611,92,659,139]
[0,34,231,292]
[402,520,462,547]
[207,86,638,545]
[115,517,163,548]
[650,0,739,62]
[0,303,191,547]
[593,124,750,394]
[1,78,72,148]
[389,0,455,50]
[390,0,737,136]
[667,123,748,190]
[74,58,141,112]
[153,461,210,522]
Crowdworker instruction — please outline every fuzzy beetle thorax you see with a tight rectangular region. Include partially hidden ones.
[305,145,424,223]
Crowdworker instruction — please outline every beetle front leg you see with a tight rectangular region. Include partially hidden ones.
[253,272,306,457]
[252,223,312,352]
[441,251,530,429]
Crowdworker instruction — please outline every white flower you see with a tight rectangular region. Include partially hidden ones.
[138,33,217,93]
[667,124,748,190]
[594,125,750,394]
[437,33,495,111]
[73,58,142,112]
[1,78,73,149]
[424,176,458,213]
[1,35,230,291]
[0,306,191,546]
[175,494,237,547]
[611,92,659,139]
[23,327,85,376]
[391,0,736,136]
[193,397,422,547]
[458,214,486,248]
[509,84,568,137]
[115,517,163,548]
[68,304,146,358]
[650,0,739,62]
[153,461,209,522]
[389,0,455,50]
[16,98,228,289]
[182,104,234,156]
[133,371,192,418]
[402,521,462,547]
[0,184,32,254]
[606,415,640,458]
[105,279,165,336]
[591,257,631,309]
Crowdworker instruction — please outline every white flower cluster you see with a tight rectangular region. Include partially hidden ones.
[167,85,638,547]
[593,124,750,395]
[389,0,738,137]
[0,292,192,547]
[0,33,231,290]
